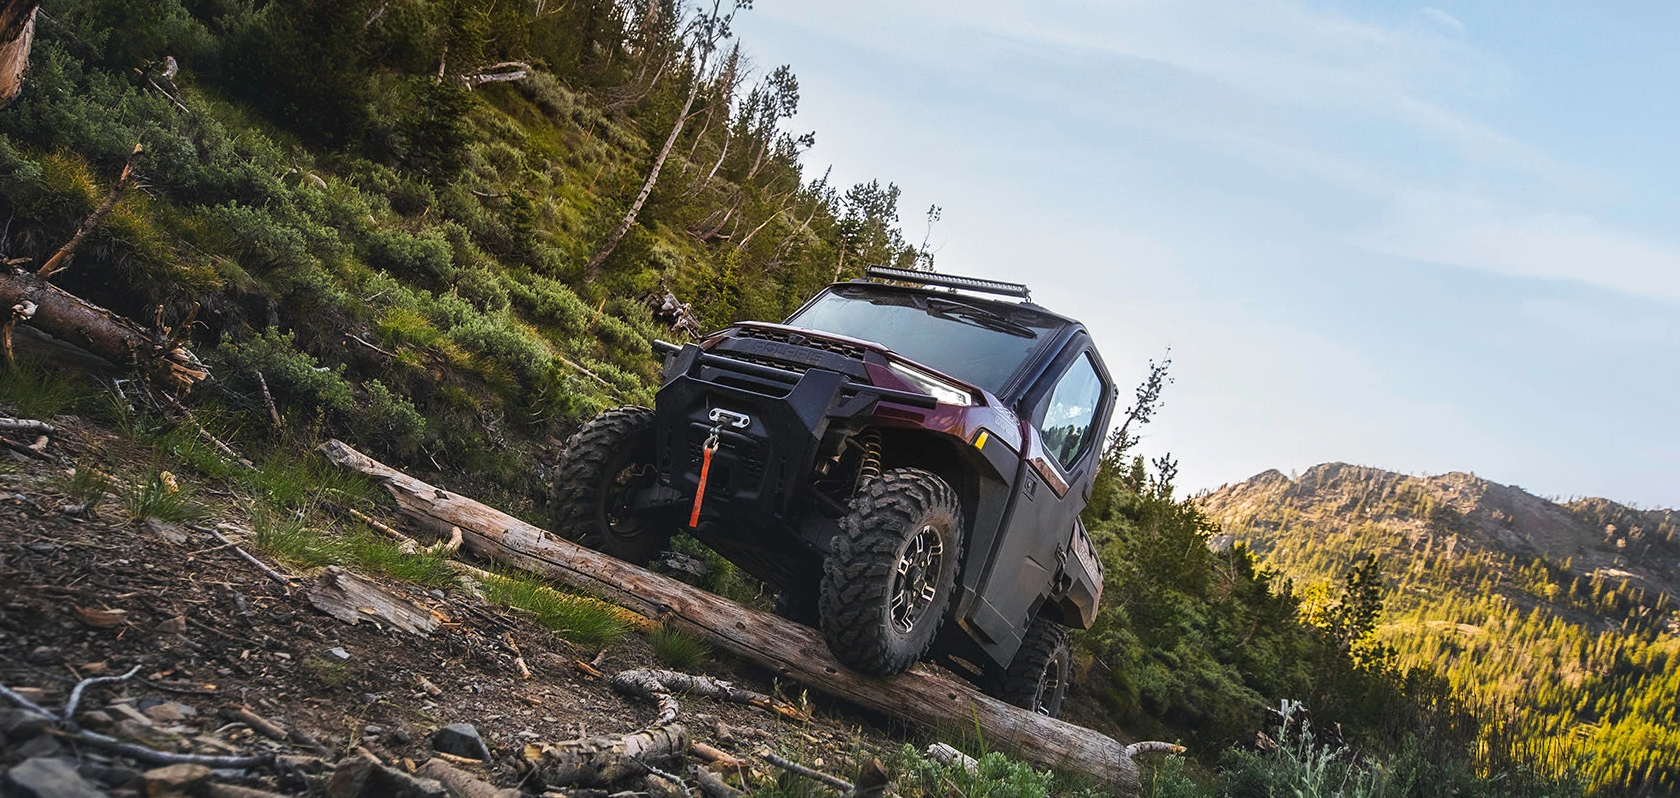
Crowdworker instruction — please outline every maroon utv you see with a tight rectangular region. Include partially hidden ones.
[549,267,1112,717]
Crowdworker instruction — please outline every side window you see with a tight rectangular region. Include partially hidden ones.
[1038,353,1102,471]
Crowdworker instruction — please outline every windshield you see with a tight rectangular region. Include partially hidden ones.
[784,285,1063,395]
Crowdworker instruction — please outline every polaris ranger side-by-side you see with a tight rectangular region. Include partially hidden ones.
[549,267,1113,717]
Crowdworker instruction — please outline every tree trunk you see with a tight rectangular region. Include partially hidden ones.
[0,268,208,391]
[584,67,703,279]
[0,0,40,109]
[319,440,1144,796]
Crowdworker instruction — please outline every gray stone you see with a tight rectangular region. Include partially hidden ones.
[326,757,446,798]
[24,646,57,665]
[429,723,490,762]
[1,709,53,742]
[12,735,63,759]
[362,725,385,737]
[2,757,106,798]
[147,518,190,545]
[328,647,350,660]
[142,702,195,724]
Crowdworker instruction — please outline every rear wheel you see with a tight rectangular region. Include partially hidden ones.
[819,468,963,676]
[987,615,1072,717]
[548,406,671,565]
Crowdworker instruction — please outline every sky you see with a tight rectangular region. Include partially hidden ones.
[729,0,1680,509]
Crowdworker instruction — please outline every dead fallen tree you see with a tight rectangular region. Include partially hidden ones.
[0,267,208,391]
[321,440,1146,794]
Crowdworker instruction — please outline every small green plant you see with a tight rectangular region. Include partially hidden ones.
[56,466,112,510]
[303,657,351,687]
[479,571,629,648]
[121,471,205,523]
[649,625,710,669]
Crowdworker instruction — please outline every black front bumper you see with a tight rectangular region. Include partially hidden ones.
[653,339,931,527]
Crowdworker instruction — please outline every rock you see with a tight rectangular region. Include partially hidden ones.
[26,646,59,665]
[326,757,446,798]
[429,723,490,762]
[114,719,157,741]
[328,647,350,660]
[82,762,141,788]
[385,727,413,746]
[141,763,213,796]
[110,703,155,728]
[362,725,385,737]
[147,518,190,545]
[1,709,54,742]
[2,757,106,798]
[78,710,114,730]
[12,735,62,759]
[143,702,197,724]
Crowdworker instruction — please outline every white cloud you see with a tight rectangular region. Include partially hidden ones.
[1358,191,1680,301]
[1421,7,1466,34]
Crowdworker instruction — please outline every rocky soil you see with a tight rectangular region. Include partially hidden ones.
[0,418,907,797]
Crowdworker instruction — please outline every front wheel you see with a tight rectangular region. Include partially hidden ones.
[819,468,963,676]
[987,615,1072,717]
[548,406,672,565]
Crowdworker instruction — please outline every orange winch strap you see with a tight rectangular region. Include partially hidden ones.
[688,444,715,528]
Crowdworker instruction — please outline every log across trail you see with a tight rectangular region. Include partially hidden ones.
[320,439,1143,795]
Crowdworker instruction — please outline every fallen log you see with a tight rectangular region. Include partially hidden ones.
[321,440,1144,794]
[0,267,207,391]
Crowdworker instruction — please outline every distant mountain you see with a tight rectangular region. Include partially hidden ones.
[1199,464,1679,795]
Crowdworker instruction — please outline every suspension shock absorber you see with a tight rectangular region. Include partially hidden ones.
[855,428,883,492]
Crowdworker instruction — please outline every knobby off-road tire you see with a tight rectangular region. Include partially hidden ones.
[819,468,964,676]
[988,614,1072,717]
[548,406,671,565]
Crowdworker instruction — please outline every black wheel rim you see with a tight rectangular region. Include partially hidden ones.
[603,461,656,541]
[1034,653,1067,715]
[890,523,945,634]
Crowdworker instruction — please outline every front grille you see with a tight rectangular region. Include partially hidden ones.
[688,435,765,487]
[738,327,868,361]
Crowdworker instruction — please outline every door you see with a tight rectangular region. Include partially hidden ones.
[967,339,1111,659]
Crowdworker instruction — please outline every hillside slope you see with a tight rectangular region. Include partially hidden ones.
[1200,464,1679,794]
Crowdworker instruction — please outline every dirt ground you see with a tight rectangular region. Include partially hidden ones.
[0,419,915,795]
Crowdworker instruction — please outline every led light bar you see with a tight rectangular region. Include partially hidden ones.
[864,266,1032,300]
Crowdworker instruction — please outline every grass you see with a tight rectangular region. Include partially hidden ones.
[0,364,91,419]
[56,466,112,510]
[649,625,711,669]
[252,507,345,567]
[479,570,632,648]
[345,528,458,588]
[121,471,206,523]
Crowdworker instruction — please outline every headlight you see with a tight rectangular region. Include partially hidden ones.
[887,361,975,406]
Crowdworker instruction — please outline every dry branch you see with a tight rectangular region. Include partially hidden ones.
[763,752,850,792]
[526,724,689,789]
[199,525,292,593]
[611,669,804,726]
[418,758,523,798]
[37,142,143,279]
[319,440,1144,794]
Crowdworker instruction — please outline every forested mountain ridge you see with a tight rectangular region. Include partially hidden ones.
[1200,464,1680,794]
